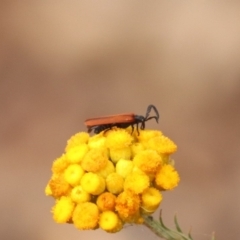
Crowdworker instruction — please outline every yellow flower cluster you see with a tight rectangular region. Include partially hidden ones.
[45,128,180,233]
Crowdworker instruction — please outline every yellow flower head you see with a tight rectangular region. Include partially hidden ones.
[99,211,122,233]
[106,128,133,149]
[96,160,115,178]
[96,192,117,212]
[88,133,107,149]
[155,164,180,190]
[70,185,91,203]
[141,187,163,213]
[148,136,177,155]
[81,148,108,172]
[66,144,89,164]
[124,171,150,194]
[106,172,124,194]
[49,175,71,198]
[109,147,132,163]
[72,202,99,230]
[133,149,162,174]
[131,142,145,157]
[46,125,180,233]
[65,132,89,152]
[115,159,134,178]
[115,191,140,222]
[52,196,75,223]
[51,154,69,174]
[64,164,85,186]
[137,130,162,147]
[81,172,105,195]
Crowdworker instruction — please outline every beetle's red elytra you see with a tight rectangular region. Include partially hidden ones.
[85,113,135,126]
[85,104,159,134]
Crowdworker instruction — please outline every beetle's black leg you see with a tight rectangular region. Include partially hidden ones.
[136,123,140,135]
[93,124,111,134]
[130,124,134,134]
[102,127,111,135]
[87,127,93,133]
[141,121,145,130]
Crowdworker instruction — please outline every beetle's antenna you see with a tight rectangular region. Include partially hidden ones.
[144,116,158,123]
[145,105,160,123]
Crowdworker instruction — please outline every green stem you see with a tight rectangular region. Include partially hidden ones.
[142,215,215,240]
[142,215,193,240]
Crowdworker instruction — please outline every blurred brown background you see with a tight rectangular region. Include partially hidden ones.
[1,2,240,240]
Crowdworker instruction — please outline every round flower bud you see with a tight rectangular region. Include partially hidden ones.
[81,172,105,195]
[65,132,89,151]
[88,133,107,149]
[49,175,71,198]
[124,171,149,194]
[52,196,75,223]
[81,148,108,172]
[133,149,162,174]
[96,160,115,178]
[66,144,88,164]
[96,192,116,211]
[106,129,133,149]
[106,172,124,194]
[72,202,99,230]
[155,164,180,190]
[115,191,140,223]
[99,211,122,233]
[51,154,69,174]
[71,185,91,203]
[64,164,85,186]
[109,147,132,163]
[137,130,162,147]
[116,159,134,178]
[148,136,177,154]
[141,187,162,213]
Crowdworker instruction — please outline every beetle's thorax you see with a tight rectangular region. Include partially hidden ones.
[134,115,145,122]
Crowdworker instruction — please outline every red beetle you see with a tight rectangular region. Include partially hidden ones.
[85,104,159,134]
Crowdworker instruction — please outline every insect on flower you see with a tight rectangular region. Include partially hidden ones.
[85,104,160,134]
